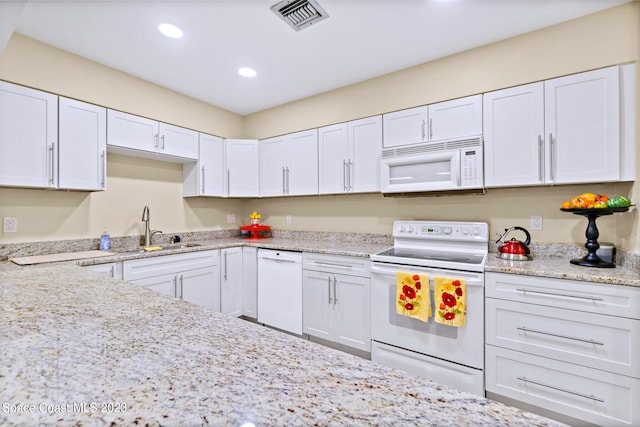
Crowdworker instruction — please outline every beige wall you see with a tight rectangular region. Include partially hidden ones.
[0,3,639,253]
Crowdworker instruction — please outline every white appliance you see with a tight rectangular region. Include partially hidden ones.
[257,249,303,334]
[370,220,489,396]
[380,137,483,194]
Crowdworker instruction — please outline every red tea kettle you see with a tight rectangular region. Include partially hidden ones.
[496,226,532,260]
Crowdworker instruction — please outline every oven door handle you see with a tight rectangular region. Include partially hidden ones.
[370,262,484,285]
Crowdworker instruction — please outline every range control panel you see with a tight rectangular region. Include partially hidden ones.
[393,220,489,242]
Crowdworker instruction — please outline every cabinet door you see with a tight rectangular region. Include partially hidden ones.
[318,122,349,194]
[58,97,107,191]
[302,270,333,340]
[184,133,224,197]
[483,83,544,187]
[221,247,243,317]
[242,247,258,319]
[382,106,427,148]
[349,115,381,193]
[334,274,371,351]
[107,109,158,152]
[0,81,58,188]
[158,122,198,160]
[545,66,620,184]
[428,94,482,141]
[259,135,287,196]
[130,273,176,297]
[225,139,259,197]
[287,129,318,196]
[180,266,220,312]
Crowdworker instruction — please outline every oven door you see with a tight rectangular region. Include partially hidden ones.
[370,261,484,370]
[380,149,460,193]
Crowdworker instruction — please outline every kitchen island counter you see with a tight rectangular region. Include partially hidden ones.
[0,261,563,426]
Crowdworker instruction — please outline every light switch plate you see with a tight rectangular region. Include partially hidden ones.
[530,215,542,231]
[3,217,17,233]
[227,214,236,224]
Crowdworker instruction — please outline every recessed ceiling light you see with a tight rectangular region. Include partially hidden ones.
[238,67,257,78]
[158,23,183,39]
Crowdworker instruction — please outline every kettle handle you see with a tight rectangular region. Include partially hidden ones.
[511,226,531,245]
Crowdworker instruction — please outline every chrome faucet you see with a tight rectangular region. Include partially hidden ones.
[141,205,162,246]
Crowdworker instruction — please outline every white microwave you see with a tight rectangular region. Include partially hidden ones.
[380,137,483,194]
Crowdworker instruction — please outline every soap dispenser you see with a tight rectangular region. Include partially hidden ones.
[99,230,111,251]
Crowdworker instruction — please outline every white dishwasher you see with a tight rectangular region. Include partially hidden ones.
[257,249,303,334]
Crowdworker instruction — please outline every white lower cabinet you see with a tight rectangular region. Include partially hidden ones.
[485,272,640,426]
[302,253,371,351]
[221,247,243,317]
[242,247,258,319]
[85,262,122,280]
[123,250,220,311]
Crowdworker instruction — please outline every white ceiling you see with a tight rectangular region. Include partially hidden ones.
[12,0,630,115]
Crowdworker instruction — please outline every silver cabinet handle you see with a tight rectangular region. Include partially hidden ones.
[161,134,166,150]
[48,143,56,186]
[328,276,332,304]
[429,118,433,140]
[227,169,230,195]
[201,165,206,194]
[173,276,178,298]
[282,166,286,194]
[516,288,604,302]
[548,133,555,181]
[286,166,290,194]
[517,326,604,346]
[109,265,115,278]
[421,119,426,140]
[179,275,184,299]
[517,376,604,403]
[537,135,543,182]
[347,159,352,191]
[223,252,228,281]
[343,160,348,191]
[333,277,338,305]
[154,133,159,149]
[100,150,106,189]
[313,261,353,270]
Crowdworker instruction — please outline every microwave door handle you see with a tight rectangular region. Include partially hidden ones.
[451,150,461,186]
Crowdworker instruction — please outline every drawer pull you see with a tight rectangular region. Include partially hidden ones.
[516,288,604,302]
[517,376,605,403]
[313,261,353,270]
[516,326,604,346]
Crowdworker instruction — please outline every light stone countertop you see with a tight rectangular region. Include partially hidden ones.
[0,262,565,426]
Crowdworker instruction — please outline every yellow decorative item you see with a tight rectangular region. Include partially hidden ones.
[396,272,431,322]
[434,276,466,327]
[143,246,163,252]
[250,211,262,225]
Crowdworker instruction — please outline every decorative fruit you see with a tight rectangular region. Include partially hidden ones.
[605,196,632,208]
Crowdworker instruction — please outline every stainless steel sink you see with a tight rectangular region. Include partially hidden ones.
[117,243,201,254]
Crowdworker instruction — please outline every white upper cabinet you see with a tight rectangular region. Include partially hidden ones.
[319,115,381,194]
[484,66,628,187]
[382,106,427,148]
[225,139,259,197]
[183,133,225,197]
[383,95,482,148]
[259,129,318,197]
[544,66,620,184]
[483,83,545,187]
[107,110,197,162]
[58,97,107,191]
[0,81,58,188]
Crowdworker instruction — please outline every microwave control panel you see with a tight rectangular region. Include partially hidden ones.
[460,148,483,188]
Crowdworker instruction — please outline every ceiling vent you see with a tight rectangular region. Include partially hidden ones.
[271,0,329,32]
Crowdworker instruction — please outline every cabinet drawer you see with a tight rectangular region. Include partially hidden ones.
[123,250,218,281]
[486,298,640,377]
[302,253,370,277]
[486,345,639,426]
[486,272,640,319]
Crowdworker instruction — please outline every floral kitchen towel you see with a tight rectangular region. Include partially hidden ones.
[434,276,466,327]
[396,272,431,322]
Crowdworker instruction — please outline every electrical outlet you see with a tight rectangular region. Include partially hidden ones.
[3,217,17,233]
[227,214,236,224]
[530,215,543,231]
[286,215,292,224]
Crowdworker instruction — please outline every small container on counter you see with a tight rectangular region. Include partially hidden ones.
[99,231,111,251]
